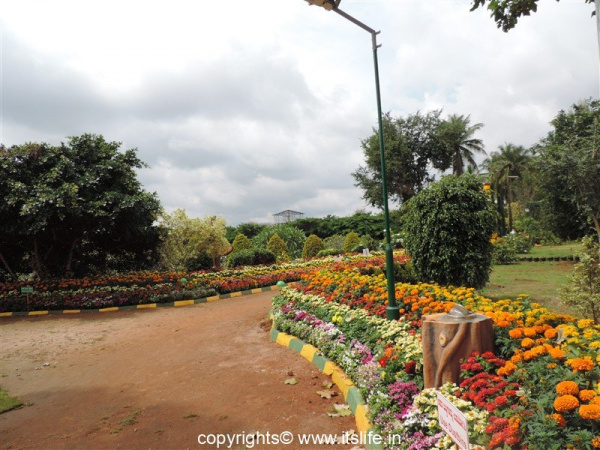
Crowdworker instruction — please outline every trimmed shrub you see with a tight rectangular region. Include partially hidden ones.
[228,248,276,267]
[394,261,418,283]
[252,224,306,259]
[401,175,496,289]
[267,233,289,261]
[323,234,345,251]
[302,235,324,259]
[232,233,253,254]
[317,249,343,257]
[343,232,361,253]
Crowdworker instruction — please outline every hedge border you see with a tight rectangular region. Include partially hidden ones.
[517,256,579,262]
[0,284,291,318]
[270,326,383,450]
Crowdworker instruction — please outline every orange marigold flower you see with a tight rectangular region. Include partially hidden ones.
[593,436,600,448]
[578,404,600,420]
[579,390,596,402]
[567,356,595,372]
[521,338,535,349]
[509,328,523,339]
[544,328,558,339]
[534,325,545,334]
[523,327,537,337]
[554,395,580,412]
[549,347,566,360]
[551,413,567,427]
[497,361,517,376]
[547,363,557,369]
[592,397,600,406]
[556,381,579,396]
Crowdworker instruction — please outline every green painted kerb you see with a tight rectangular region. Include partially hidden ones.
[289,338,305,353]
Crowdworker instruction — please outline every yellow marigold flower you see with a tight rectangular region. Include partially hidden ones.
[556,381,579,396]
[579,390,596,402]
[554,395,580,412]
[566,356,595,372]
[544,328,558,339]
[590,341,600,350]
[547,363,557,369]
[578,404,600,420]
[577,319,594,329]
[551,413,566,427]
[509,328,523,339]
[521,338,535,349]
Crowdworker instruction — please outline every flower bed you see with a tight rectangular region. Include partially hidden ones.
[0,255,383,312]
[272,258,600,449]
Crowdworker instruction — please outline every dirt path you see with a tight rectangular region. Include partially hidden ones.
[0,292,356,449]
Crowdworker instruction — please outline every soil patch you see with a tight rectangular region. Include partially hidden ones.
[0,292,356,449]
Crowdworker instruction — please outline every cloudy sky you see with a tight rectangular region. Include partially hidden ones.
[1,0,598,225]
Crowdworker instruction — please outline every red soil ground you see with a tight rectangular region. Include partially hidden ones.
[0,291,358,449]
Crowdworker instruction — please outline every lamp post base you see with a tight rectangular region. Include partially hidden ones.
[386,305,400,321]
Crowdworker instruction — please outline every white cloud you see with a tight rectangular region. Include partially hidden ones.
[1,0,598,225]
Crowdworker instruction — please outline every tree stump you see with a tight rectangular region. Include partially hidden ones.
[422,305,495,389]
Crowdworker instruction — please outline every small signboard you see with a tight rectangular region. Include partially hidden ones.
[362,248,370,256]
[436,391,469,450]
[20,286,34,294]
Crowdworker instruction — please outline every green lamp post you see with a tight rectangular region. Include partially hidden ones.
[304,0,399,320]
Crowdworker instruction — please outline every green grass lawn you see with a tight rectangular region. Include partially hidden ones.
[480,260,576,316]
[525,242,582,258]
[0,387,22,414]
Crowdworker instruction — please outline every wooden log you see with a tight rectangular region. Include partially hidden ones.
[422,311,495,389]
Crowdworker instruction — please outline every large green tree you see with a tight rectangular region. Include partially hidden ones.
[0,135,161,279]
[470,0,597,33]
[537,99,600,241]
[438,114,486,176]
[353,111,451,208]
[481,143,533,233]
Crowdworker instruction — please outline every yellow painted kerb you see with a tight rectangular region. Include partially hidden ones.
[332,369,353,398]
[206,295,220,302]
[0,312,13,317]
[230,292,242,298]
[99,307,119,312]
[174,300,195,307]
[63,309,81,314]
[355,405,370,434]
[251,288,263,294]
[276,333,293,347]
[323,361,337,375]
[137,303,156,309]
[300,344,317,363]
[29,310,49,316]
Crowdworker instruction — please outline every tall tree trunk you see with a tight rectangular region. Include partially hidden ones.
[64,237,80,277]
[33,237,43,278]
[0,250,17,280]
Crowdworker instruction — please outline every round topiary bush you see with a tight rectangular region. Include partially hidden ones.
[302,234,324,259]
[342,231,361,253]
[228,248,276,267]
[231,233,253,253]
[266,233,289,261]
[401,174,496,289]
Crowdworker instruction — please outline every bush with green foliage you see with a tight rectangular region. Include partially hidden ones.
[252,224,306,259]
[342,232,361,253]
[323,235,345,251]
[359,235,379,252]
[316,248,343,257]
[401,175,496,289]
[266,233,290,261]
[232,233,253,253]
[394,261,418,283]
[503,233,533,254]
[491,239,518,265]
[302,235,324,259]
[228,248,276,267]
[561,236,600,324]
[514,217,560,245]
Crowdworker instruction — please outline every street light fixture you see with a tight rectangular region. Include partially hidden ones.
[304,0,399,320]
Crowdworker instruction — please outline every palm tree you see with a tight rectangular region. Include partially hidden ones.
[439,114,486,175]
[482,143,533,233]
